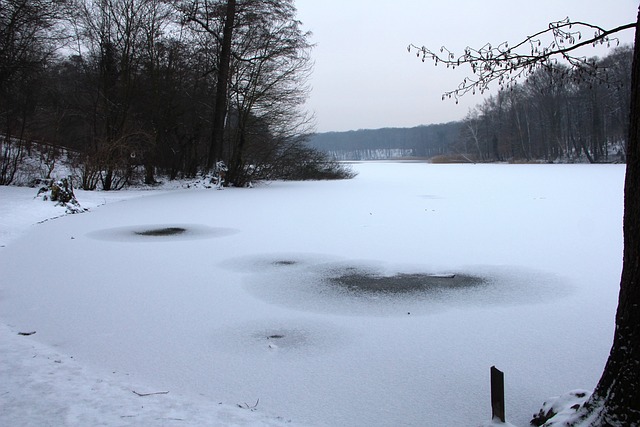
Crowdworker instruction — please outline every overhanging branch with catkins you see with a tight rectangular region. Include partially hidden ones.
[409,17,637,102]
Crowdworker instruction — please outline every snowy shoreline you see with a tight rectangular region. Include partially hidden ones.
[1,185,297,426]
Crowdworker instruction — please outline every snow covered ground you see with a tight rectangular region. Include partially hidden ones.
[0,162,625,426]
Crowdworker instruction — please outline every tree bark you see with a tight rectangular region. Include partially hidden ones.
[207,0,236,171]
[585,6,640,425]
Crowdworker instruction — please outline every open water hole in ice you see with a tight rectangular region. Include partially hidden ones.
[85,223,240,242]
[226,254,569,317]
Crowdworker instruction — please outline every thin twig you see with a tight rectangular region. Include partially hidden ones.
[237,398,260,411]
[408,18,637,102]
[132,390,169,397]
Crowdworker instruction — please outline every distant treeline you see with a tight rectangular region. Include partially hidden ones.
[308,122,461,161]
[311,46,632,163]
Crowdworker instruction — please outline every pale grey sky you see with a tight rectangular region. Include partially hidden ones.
[295,0,638,132]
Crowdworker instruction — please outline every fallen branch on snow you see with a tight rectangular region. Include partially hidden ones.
[132,390,169,397]
[237,398,260,411]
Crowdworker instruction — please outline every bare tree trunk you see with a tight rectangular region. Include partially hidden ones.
[585,8,640,425]
[466,120,483,160]
[515,108,531,161]
[207,0,236,171]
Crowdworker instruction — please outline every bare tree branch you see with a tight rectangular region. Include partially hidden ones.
[409,17,637,102]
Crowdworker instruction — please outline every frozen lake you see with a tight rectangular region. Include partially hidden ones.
[0,162,625,426]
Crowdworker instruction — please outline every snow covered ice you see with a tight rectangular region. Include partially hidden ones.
[0,162,625,426]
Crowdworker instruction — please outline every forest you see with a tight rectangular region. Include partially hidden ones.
[310,46,632,164]
[0,0,353,189]
[1,1,632,191]
[308,122,461,161]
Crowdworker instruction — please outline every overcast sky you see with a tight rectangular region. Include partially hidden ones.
[294,0,638,132]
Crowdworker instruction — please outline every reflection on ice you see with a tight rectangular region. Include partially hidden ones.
[236,254,571,317]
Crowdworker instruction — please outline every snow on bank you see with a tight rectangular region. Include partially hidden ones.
[0,163,626,426]
[1,185,296,426]
[0,323,295,426]
[0,186,154,248]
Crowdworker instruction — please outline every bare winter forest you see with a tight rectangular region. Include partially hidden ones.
[310,46,632,163]
[1,0,355,189]
[0,0,632,189]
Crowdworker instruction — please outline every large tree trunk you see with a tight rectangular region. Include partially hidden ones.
[584,7,640,425]
[206,0,236,171]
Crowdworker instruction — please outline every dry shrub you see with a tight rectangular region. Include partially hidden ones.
[429,154,475,164]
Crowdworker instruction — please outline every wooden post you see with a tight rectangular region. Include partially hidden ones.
[491,366,505,422]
